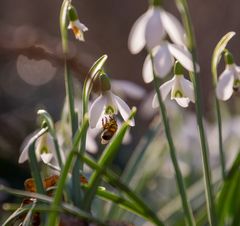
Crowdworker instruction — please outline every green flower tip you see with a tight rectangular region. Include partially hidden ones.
[149,0,162,7]
[68,5,79,21]
[174,61,184,75]
[224,50,234,65]
[105,105,115,115]
[100,73,111,92]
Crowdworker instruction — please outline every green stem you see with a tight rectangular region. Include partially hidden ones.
[81,154,165,226]
[64,60,78,137]
[83,108,136,212]
[150,54,195,226]
[215,98,226,179]
[175,0,217,225]
[28,127,48,194]
[0,185,105,226]
[60,0,77,138]
[46,116,88,226]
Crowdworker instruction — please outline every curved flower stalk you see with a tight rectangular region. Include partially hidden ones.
[67,4,88,41]
[216,51,240,101]
[152,61,195,108]
[89,72,135,129]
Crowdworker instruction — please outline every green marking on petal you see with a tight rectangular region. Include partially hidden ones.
[40,146,49,154]
[174,90,183,97]
[105,105,115,115]
[233,79,240,91]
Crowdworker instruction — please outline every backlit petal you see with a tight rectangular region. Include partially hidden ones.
[152,77,175,108]
[161,10,186,46]
[168,43,200,72]
[112,94,135,126]
[216,68,234,101]
[128,8,152,54]
[180,77,195,103]
[41,153,53,164]
[142,54,154,83]
[145,8,166,50]
[89,95,106,128]
[174,97,190,108]
[153,43,174,78]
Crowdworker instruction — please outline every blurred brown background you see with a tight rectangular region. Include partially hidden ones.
[0,0,240,200]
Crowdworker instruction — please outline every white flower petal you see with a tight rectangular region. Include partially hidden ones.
[142,54,154,83]
[161,10,186,46]
[128,8,152,54]
[168,43,200,72]
[112,94,135,126]
[89,95,106,128]
[180,77,195,103]
[152,77,175,108]
[18,130,40,164]
[216,68,234,101]
[153,43,174,78]
[86,130,98,154]
[111,80,146,99]
[145,8,166,50]
[174,97,190,108]
[77,21,88,32]
[41,153,53,164]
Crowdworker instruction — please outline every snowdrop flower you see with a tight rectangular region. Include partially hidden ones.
[216,51,240,101]
[19,132,57,164]
[152,61,195,108]
[128,2,199,83]
[143,42,199,83]
[67,5,88,41]
[128,2,186,53]
[89,73,135,128]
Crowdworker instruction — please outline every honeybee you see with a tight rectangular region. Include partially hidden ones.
[101,115,118,144]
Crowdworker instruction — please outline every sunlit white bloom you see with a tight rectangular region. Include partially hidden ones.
[142,42,199,83]
[128,6,186,54]
[68,20,88,41]
[152,74,195,108]
[216,64,240,101]
[89,90,135,128]
[19,132,56,164]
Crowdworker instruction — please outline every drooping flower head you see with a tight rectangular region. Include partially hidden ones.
[128,0,186,54]
[128,0,199,83]
[19,132,57,165]
[216,50,240,101]
[89,72,135,129]
[67,4,88,41]
[152,61,195,108]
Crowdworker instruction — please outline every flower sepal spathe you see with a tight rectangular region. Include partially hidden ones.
[216,63,240,101]
[152,62,195,108]
[89,90,135,128]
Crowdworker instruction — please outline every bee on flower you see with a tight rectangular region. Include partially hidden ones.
[67,4,88,41]
[89,72,135,144]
